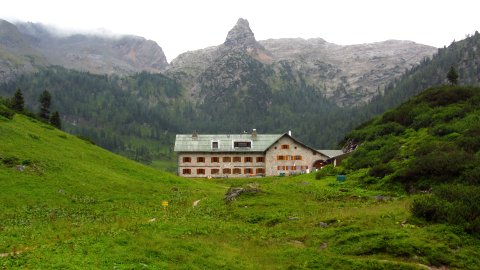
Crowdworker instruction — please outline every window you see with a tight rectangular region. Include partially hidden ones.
[197,157,205,163]
[277,165,285,170]
[212,141,219,149]
[233,156,241,162]
[182,157,191,163]
[244,168,253,174]
[211,157,219,163]
[281,144,290,149]
[256,168,265,174]
[244,157,253,163]
[182,168,191,174]
[294,155,302,160]
[256,157,264,163]
[291,166,297,170]
[211,169,219,174]
[223,157,231,162]
[234,141,251,148]
[277,155,285,161]
[223,168,231,174]
[197,168,205,175]
[233,168,242,174]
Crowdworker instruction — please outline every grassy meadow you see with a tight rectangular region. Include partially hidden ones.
[1,113,480,269]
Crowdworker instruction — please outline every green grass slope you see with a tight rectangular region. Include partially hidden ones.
[1,107,480,269]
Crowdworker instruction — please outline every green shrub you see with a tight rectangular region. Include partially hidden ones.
[411,184,480,233]
[375,122,405,137]
[0,105,14,119]
[369,164,394,179]
[76,135,96,145]
[2,156,19,166]
[456,124,480,153]
[422,87,475,107]
[411,195,446,222]
[381,105,415,126]
[315,164,340,179]
[429,124,457,137]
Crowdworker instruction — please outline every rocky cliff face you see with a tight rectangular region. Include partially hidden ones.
[168,18,437,107]
[16,22,169,75]
[0,20,48,81]
[0,19,168,79]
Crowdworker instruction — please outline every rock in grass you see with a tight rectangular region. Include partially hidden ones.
[224,185,261,203]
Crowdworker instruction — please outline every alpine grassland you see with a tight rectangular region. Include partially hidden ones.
[2,86,480,269]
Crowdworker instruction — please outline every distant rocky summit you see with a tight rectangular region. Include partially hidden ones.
[168,18,437,106]
[0,19,168,79]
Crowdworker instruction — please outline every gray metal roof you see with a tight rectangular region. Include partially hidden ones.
[317,150,345,158]
[174,133,284,153]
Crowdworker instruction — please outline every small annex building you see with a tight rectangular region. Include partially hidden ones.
[174,130,345,178]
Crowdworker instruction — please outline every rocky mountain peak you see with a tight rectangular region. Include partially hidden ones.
[224,18,256,48]
[221,18,272,63]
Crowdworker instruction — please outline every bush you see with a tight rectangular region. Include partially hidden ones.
[1,156,19,167]
[411,184,480,233]
[0,105,14,119]
[315,165,341,180]
[381,105,415,126]
[369,164,394,179]
[76,135,96,145]
[411,195,446,222]
[429,124,457,137]
[422,87,475,107]
[375,122,405,137]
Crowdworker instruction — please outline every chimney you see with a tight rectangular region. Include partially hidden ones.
[251,129,257,140]
[192,130,198,140]
[288,130,292,136]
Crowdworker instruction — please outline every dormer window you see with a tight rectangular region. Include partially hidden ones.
[233,141,251,148]
[212,140,219,150]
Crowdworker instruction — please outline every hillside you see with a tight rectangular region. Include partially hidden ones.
[364,31,480,116]
[341,85,480,234]
[2,102,480,269]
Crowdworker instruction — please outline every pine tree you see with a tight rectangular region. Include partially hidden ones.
[447,66,459,85]
[38,90,51,121]
[10,88,25,112]
[50,111,61,129]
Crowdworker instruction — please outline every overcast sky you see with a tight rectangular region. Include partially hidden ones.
[1,0,479,62]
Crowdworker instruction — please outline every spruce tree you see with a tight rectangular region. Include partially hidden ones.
[38,90,51,121]
[50,111,61,129]
[10,88,25,112]
[447,66,459,85]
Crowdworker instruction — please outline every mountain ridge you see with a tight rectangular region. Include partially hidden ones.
[167,18,437,106]
[0,19,168,79]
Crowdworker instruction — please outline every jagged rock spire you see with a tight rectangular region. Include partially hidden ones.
[224,18,257,48]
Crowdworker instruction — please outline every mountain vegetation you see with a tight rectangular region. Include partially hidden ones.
[2,106,480,269]
[341,85,480,234]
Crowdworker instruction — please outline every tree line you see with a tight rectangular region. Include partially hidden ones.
[5,88,61,129]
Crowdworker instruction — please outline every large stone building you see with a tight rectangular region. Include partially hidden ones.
[174,130,345,178]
